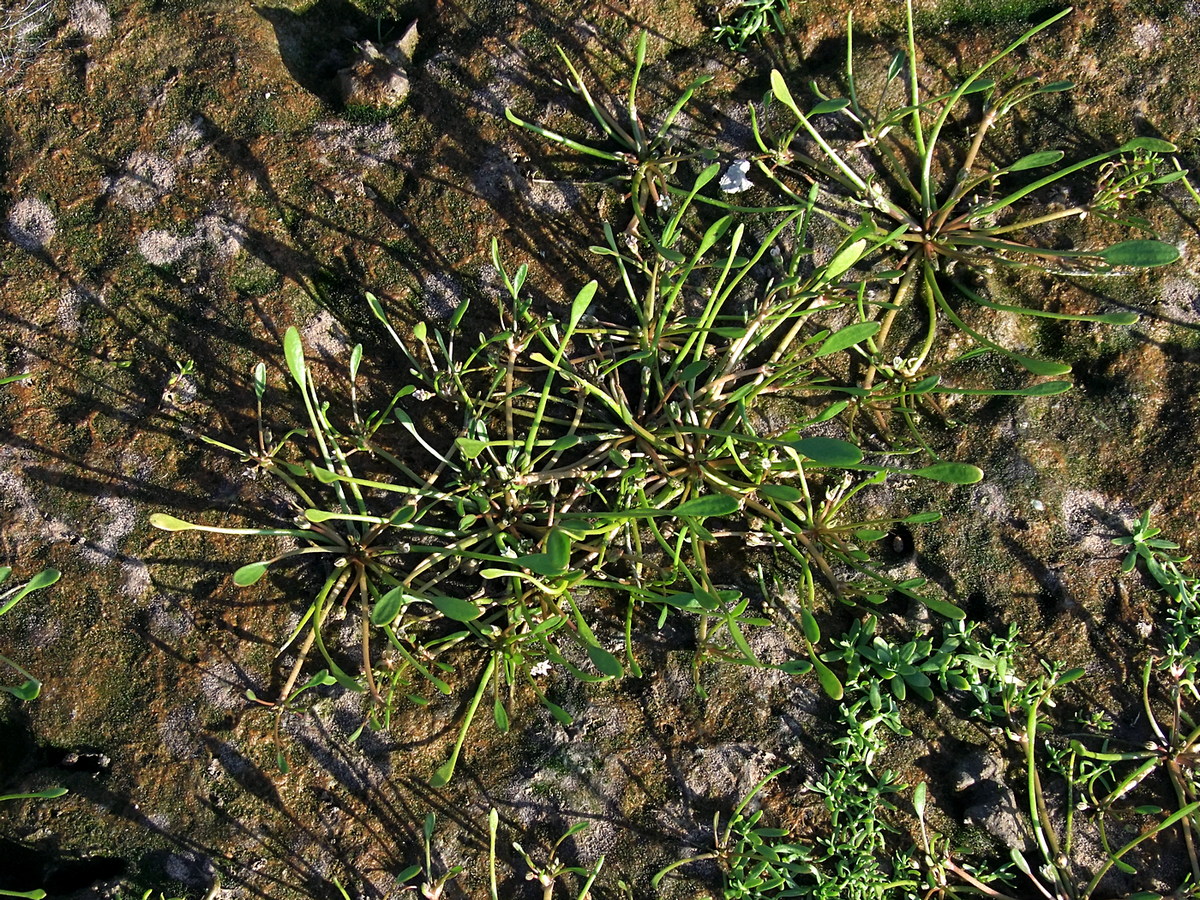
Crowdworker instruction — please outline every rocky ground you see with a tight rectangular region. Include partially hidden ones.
[1,0,1199,897]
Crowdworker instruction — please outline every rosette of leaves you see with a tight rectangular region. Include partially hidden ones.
[152,169,986,778]
[505,31,716,233]
[756,1,1182,433]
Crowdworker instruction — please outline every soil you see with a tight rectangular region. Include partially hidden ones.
[0,0,1199,898]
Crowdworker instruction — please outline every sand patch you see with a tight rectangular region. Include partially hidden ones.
[69,0,112,39]
[6,197,55,251]
[103,151,176,212]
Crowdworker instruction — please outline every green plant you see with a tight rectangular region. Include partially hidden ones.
[910,618,1200,900]
[758,2,1181,436]
[652,767,813,897]
[0,566,59,701]
[153,169,979,779]
[713,0,792,53]
[510,816,605,900]
[390,809,604,899]
[653,697,921,898]
[820,614,998,703]
[505,32,716,233]
[396,813,466,898]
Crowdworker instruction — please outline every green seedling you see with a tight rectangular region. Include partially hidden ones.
[821,614,995,703]
[713,0,791,52]
[651,767,811,895]
[512,821,605,900]
[396,813,465,898]
[0,566,60,700]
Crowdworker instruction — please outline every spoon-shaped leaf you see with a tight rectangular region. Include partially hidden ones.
[1007,150,1065,171]
[790,437,864,466]
[672,495,740,517]
[149,513,199,532]
[233,562,270,586]
[430,595,483,622]
[814,321,879,358]
[283,326,307,389]
[1097,239,1180,268]
[587,645,623,677]
[371,587,406,626]
[909,463,984,484]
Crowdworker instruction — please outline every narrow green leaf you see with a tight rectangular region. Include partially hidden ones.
[349,344,363,381]
[790,437,864,466]
[1010,353,1072,376]
[814,320,879,357]
[854,529,887,541]
[567,281,598,333]
[961,78,995,95]
[1057,667,1087,686]
[542,698,573,725]
[1098,239,1180,268]
[6,680,41,701]
[149,513,197,532]
[672,495,740,517]
[396,865,423,884]
[902,511,942,524]
[814,658,843,700]
[811,97,851,115]
[909,463,984,485]
[233,562,269,586]
[813,400,849,422]
[823,238,868,282]
[938,380,1072,397]
[23,570,59,592]
[1008,150,1065,171]
[371,588,405,626]
[913,781,927,819]
[1035,80,1074,93]
[923,595,967,620]
[493,697,510,732]
[1117,137,1177,153]
[769,70,803,119]
[450,296,471,331]
[429,758,455,788]
[283,326,306,389]
[587,645,623,677]
[801,609,820,644]
[253,362,267,400]
[907,375,940,394]
[430,595,483,622]
[759,484,806,502]
[545,529,571,572]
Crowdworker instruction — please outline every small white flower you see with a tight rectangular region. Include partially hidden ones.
[530,660,552,678]
[719,159,753,193]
